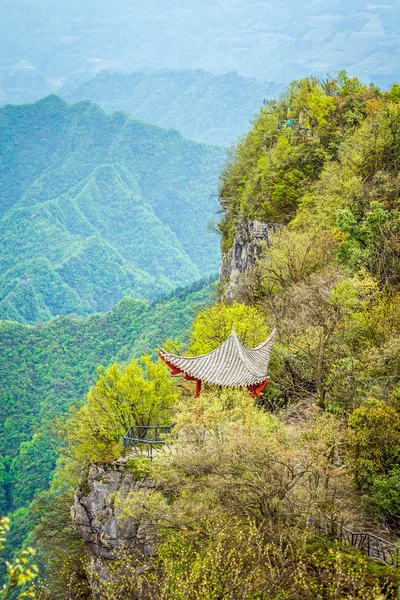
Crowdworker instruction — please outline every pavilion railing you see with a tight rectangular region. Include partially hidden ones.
[123,424,174,460]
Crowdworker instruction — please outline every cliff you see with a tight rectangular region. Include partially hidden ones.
[219,220,279,300]
[71,458,156,598]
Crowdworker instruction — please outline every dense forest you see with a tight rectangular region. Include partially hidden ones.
[0,278,215,586]
[60,69,281,146]
[0,96,223,323]
[4,72,400,598]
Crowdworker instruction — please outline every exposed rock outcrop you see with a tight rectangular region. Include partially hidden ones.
[71,458,156,597]
[219,220,279,301]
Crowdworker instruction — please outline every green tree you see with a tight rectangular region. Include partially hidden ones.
[189,302,269,355]
[337,201,400,289]
[9,437,56,510]
[348,399,400,490]
[0,517,37,599]
[363,468,400,521]
[0,463,8,516]
[387,82,400,103]
[63,356,179,463]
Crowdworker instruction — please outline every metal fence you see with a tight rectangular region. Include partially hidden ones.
[319,518,399,566]
[123,424,173,460]
[123,426,400,563]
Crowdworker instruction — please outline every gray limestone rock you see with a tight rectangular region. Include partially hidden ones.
[71,459,156,597]
[219,220,279,301]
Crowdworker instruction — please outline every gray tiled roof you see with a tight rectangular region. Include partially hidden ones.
[159,329,276,387]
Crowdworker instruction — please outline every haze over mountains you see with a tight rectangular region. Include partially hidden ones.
[61,69,282,146]
[0,95,223,323]
[1,0,400,111]
[1,0,400,320]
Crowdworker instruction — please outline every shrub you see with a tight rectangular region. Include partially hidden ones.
[0,517,38,599]
[348,398,400,490]
[62,356,178,464]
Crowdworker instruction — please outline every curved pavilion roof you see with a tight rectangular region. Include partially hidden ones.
[159,329,276,388]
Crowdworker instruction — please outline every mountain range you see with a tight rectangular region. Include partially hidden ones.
[1,0,399,110]
[0,95,224,323]
[60,69,282,146]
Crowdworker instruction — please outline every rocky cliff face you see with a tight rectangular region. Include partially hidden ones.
[71,458,156,598]
[71,220,280,597]
[219,220,279,301]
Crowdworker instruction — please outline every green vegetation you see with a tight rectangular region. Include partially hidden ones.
[348,399,400,491]
[5,73,400,598]
[63,357,178,464]
[63,72,400,598]
[35,385,399,598]
[220,72,392,246]
[0,95,223,323]
[0,517,37,599]
[110,399,397,599]
[189,301,268,354]
[0,277,215,589]
[216,72,400,540]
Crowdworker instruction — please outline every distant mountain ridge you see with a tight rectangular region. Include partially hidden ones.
[60,69,282,146]
[0,95,224,323]
[1,0,400,110]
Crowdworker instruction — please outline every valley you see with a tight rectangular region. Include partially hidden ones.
[0,95,223,323]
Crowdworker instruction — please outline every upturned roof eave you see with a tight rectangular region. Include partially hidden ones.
[159,330,275,387]
[163,361,269,387]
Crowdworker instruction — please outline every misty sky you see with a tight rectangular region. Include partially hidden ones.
[1,0,399,97]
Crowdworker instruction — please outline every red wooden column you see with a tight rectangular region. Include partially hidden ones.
[159,351,203,399]
[195,379,202,398]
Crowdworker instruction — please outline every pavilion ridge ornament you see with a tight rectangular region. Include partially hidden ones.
[159,328,276,398]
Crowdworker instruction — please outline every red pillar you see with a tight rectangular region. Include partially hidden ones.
[195,379,202,398]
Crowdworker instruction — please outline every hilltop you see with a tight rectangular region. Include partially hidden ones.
[0,95,223,322]
[60,69,281,146]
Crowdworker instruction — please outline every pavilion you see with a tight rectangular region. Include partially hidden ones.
[159,328,276,398]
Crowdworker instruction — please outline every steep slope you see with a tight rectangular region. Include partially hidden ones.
[0,279,215,514]
[10,74,400,600]
[0,96,224,321]
[61,69,282,146]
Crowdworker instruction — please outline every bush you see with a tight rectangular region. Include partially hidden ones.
[0,517,38,599]
[348,398,400,490]
[189,301,269,354]
[362,468,400,521]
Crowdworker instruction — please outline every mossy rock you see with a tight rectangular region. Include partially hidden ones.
[126,456,152,481]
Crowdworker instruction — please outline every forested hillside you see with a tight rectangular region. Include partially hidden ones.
[217,72,400,532]
[0,96,223,323]
[4,73,400,599]
[0,279,215,519]
[19,73,400,599]
[61,69,281,146]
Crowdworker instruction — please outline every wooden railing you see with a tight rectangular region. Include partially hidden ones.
[123,425,173,460]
